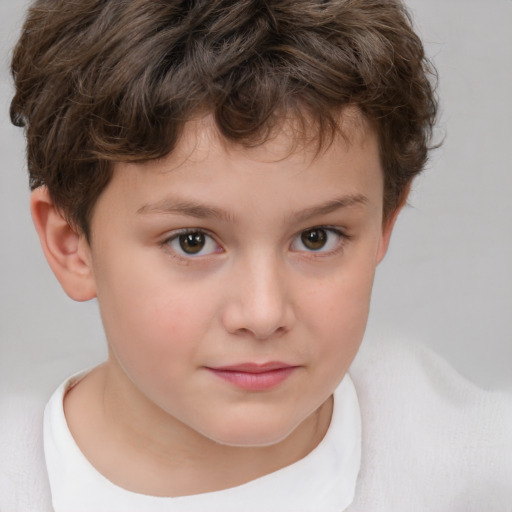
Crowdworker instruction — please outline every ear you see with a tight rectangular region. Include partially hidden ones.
[30,187,96,301]
[376,186,410,264]
[376,208,400,264]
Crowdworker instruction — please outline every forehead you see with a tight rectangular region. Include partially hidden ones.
[92,109,384,232]
[170,109,373,167]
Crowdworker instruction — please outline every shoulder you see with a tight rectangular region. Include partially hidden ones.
[348,338,512,511]
[0,391,53,511]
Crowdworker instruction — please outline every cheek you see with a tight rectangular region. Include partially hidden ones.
[300,252,377,360]
[94,256,216,376]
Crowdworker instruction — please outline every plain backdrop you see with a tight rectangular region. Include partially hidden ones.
[1,0,511,398]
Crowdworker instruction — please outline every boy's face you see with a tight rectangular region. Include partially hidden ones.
[85,113,391,447]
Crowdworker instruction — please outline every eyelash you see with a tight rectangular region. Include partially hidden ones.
[290,226,349,257]
[162,228,222,261]
[161,226,349,261]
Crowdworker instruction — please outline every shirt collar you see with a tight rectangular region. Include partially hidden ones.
[45,370,361,512]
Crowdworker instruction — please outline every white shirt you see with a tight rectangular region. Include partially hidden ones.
[44,372,361,512]
[2,338,511,511]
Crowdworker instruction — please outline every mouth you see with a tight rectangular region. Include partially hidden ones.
[204,362,299,391]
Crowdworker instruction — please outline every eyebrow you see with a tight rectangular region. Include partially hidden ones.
[292,194,368,223]
[137,199,235,222]
[137,194,368,223]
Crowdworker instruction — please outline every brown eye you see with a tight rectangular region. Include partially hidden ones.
[178,232,206,254]
[300,228,328,251]
[291,227,343,254]
[167,230,220,257]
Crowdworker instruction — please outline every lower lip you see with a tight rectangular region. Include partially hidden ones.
[206,367,297,391]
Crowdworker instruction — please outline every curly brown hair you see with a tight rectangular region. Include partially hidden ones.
[10,0,437,240]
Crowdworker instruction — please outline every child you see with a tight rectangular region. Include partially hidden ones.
[3,0,512,510]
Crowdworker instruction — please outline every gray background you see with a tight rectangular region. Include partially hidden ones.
[1,0,511,398]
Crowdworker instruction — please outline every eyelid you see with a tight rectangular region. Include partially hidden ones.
[162,228,223,259]
[290,226,349,255]
[160,225,349,262]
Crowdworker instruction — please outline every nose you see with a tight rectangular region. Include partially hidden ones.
[221,254,295,340]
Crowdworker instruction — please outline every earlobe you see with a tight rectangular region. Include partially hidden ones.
[30,187,96,301]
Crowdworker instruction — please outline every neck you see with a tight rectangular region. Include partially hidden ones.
[64,358,333,497]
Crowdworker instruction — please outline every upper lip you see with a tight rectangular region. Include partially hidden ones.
[207,362,296,373]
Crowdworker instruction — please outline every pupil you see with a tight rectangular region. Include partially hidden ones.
[179,232,205,254]
[302,229,327,250]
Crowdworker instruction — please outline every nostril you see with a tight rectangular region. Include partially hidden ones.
[231,325,288,340]
[220,263,295,339]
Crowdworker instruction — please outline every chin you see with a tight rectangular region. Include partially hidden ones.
[202,417,301,448]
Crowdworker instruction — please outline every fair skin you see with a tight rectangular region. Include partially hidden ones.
[31,113,398,497]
